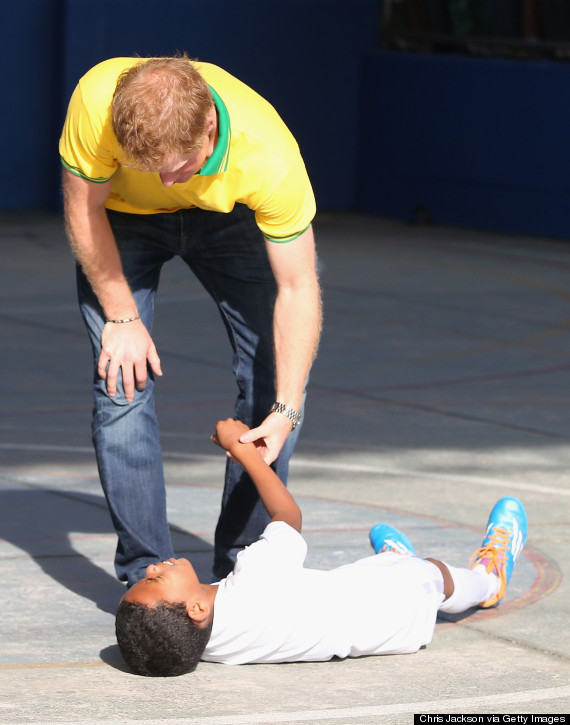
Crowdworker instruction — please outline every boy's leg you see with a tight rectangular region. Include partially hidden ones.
[437,562,497,613]
[425,558,455,600]
[77,210,177,587]
[178,204,305,579]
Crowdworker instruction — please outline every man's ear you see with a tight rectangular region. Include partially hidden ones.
[186,599,211,626]
[205,106,216,135]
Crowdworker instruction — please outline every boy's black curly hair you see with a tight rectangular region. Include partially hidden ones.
[116,599,212,677]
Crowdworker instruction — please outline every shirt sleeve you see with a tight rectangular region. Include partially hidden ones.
[232,521,307,577]
[254,155,316,243]
[59,82,118,183]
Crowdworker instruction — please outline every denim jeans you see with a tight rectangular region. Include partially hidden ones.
[77,204,303,585]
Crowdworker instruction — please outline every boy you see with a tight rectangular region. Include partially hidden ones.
[115,419,528,676]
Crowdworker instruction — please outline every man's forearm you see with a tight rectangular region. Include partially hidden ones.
[266,225,322,416]
[273,278,322,413]
[62,169,162,400]
[236,226,322,458]
[63,170,137,320]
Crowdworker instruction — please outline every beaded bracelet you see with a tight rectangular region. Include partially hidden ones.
[105,314,141,324]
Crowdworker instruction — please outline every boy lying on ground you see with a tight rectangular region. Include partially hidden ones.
[115,418,528,676]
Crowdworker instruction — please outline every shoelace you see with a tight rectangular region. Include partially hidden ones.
[382,540,412,556]
[469,526,511,606]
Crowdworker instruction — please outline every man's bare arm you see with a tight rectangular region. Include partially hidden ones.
[239,225,322,463]
[62,168,162,401]
[63,169,136,317]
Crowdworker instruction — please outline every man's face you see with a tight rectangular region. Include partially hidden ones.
[157,107,217,186]
[121,558,202,607]
[158,143,210,187]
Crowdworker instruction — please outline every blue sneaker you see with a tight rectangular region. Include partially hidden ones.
[470,496,528,608]
[369,523,416,556]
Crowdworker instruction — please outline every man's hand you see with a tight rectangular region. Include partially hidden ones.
[237,412,294,465]
[98,320,162,402]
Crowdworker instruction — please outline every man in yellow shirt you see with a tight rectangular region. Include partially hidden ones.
[60,55,321,587]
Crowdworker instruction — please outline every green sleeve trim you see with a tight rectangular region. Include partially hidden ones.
[264,225,312,243]
[60,157,113,184]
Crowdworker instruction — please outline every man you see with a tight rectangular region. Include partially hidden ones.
[59,55,321,586]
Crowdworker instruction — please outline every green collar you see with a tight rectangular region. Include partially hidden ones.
[199,86,230,176]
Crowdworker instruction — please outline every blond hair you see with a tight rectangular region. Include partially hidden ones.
[112,56,213,172]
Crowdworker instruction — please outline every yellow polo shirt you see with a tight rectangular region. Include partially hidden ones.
[59,58,316,242]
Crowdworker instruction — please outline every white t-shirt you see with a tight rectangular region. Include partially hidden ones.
[202,522,445,665]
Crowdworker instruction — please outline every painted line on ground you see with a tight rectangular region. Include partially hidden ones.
[1,442,568,497]
[291,457,570,497]
[2,685,568,724]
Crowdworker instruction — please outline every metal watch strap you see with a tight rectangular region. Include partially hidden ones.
[270,402,301,430]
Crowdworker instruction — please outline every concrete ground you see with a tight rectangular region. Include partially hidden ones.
[1,211,569,724]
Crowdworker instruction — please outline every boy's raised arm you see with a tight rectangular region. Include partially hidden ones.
[212,419,302,532]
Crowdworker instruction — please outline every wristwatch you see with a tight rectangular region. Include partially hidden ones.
[270,402,302,430]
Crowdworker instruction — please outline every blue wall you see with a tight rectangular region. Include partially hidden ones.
[4,1,570,240]
[1,0,65,209]
[357,49,570,239]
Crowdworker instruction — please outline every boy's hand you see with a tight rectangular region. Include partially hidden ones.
[211,418,251,454]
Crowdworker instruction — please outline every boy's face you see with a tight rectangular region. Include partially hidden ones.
[121,558,202,608]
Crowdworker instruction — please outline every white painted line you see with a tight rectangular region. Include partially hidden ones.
[290,457,570,498]
[1,443,568,497]
[0,443,94,454]
[0,443,220,466]
[2,685,568,725]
